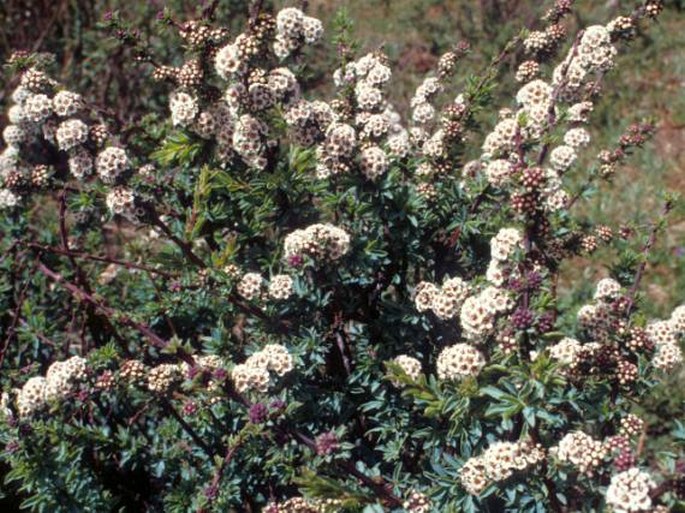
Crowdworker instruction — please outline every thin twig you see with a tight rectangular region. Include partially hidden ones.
[0,265,35,367]
[625,199,674,314]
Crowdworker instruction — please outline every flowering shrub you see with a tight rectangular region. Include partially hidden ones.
[0,1,683,511]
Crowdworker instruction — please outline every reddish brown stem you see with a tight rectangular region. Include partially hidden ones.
[0,264,34,367]
[26,242,177,279]
[35,259,195,366]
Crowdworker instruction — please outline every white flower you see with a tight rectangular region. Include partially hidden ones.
[437,343,486,380]
[56,119,89,151]
[0,189,19,209]
[605,468,655,513]
[169,91,199,127]
[564,127,591,148]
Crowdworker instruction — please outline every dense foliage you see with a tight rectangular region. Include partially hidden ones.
[0,1,683,511]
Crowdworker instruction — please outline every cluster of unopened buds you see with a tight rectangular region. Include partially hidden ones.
[595,122,656,179]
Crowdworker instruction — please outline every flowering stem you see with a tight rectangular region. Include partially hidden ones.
[537,31,584,167]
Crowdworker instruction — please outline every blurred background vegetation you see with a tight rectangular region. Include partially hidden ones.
[0,0,683,508]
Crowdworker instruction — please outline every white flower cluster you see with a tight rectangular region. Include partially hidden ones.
[231,344,294,394]
[436,343,486,380]
[577,302,611,336]
[232,114,269,169]
[359,145,389,181]
[550,431,607,475]
[1,392,12,420]
[646,319,677,347]
[0,188,19,209]
[283,223,351,264]
[460,439,545,495]
[232,271,295,302]
[105,186,136,217]
[554,25,617,100]
[650,307,684,372]
[413,276,470,320]
[487,228,523,286]
[17,356,87,417]
[264,496,342,513]
[548,337,583,365]
[567,101,594,123]
[319,52,404,181]
[481,117,518,158]
[605,468,656,513]
[56,118,88,151]
[564,127,591,148]
[513,78,553,140]
[68,148,93,179]
[670,304,685,334]
[483,159,514,188]
[274,7,323,59]
[460,286,514,340]
[283,99,333,148]
[575,278,626,338]
[268,274,294,300]
[44,356,88,401]
[549,144,577,173]
[203,9,321,168]
[96,146,130,184]
[410,77,442,125]
[474,22,620,213]
[594,277,622,302]
[0,73,90,205]
[237,272,264,301]
[402,491,431,513]
[391,355,422,384]
[2,70,138,213]
[169,91,199,127]
[16,377,47,418]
